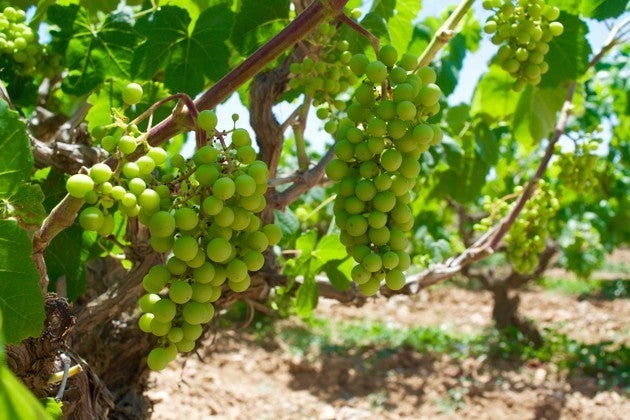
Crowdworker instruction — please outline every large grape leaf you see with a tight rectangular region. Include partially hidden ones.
[551,0,629,20]
[0,220,45,344]
[373,0,422,53]
[230,0,291,56]
[132,5,233,95]
[294,275,318,318]
[48,5,138,95]
[540,13,591,88]
[512,85,567,146]
[471,65,520,122]
[0,101,32,198]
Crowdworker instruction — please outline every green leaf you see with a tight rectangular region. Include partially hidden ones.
[551,0,629,20]
[0,365,52,420]
[322,258,353,291]
[512,85,567,146]
[5,185,46,227]
[311,234,347,265]
[0,100,32,198]
[274,208,300,248]
[294,275,318,318]
[0,220,45,343]
[45,225,100,301]
[48,5,138,95]
[230,0,291,56]
[540,13,591,88]
[295,230,318,263]
[132,5,233,95]
[376,0,422,52]
[580,0,628,20]
[435,137,490,203]
[471,65,520,122]
[445,104,470,134]
[42,398,63,420]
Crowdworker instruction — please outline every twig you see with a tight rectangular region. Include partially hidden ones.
[337,13,379,55]
[416,0,475,68]
[271,147,335,208]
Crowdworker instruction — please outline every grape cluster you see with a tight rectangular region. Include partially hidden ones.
[554,141,600,195]
[67,84,281,370]
[475,180,559,274]
[288,23,358,134]
[0,6,60,77]
[482,0,564,91]
[326,45,444,295]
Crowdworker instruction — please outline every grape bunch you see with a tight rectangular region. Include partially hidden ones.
[553,140,600,195]
[326,45,444,295]
[0,6,60,78]
[288,22,359,134]
[475,180,560,274]
[66,84,281,370]
[482,0,564,91]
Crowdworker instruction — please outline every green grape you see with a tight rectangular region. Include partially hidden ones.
[148,147,168,165]
[226,258,248,283]
[228,276,251,293]
[385,269,405,290]
[152,298,177,323]
[79,207,104,231]
[172,236,199,262]
[182,301,209,325]
[138,313,154,333]
[146,347,172,371]
[66,174,95,198]
[89,163,112,184]
[206,237,232,263]
[149,211,176,238]
[118,135,137,155]
[122,82,143,105]
[365,61,388,84]
[174,207,199,231]
[197,110,218,132]
[213,177,236,200]
[138,189,160,213]
[136,156,156,175]
[168,280,193,304]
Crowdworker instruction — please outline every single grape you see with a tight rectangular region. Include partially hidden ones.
[122,82,143,105]
[66,174,95,198]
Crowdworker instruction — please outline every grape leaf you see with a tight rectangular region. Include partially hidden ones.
[45,225,100,301]
[580,0,629,20]
[294,275,318,318]
[322,258,353,291]
[230,0,291,56]
[373,0,422,53]
[471,65,520,122]
[132,5,233,95]
[48,5,138,95]
[0,365,52,420]
[311,234,346,265]
[0,100,32,198]
[274,208,300,248]
[512,85,567,146]
[0,220,45,343]
[540,13,591,88]
[5,184,46,227]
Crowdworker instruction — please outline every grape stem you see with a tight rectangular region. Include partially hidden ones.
[145,0,350,147]
[337,13,380,55]
[415,0,475,69]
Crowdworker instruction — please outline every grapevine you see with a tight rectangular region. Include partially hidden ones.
[288,22,358,134]
[326,45,444,295]
[0,6,60,78]
[553,140,600,195]
[66,86,281,370]
[476,180,560,274]
[482,0,564,91]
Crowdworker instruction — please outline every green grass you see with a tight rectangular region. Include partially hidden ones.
[255,316,629,389]
[537,277,629,299]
